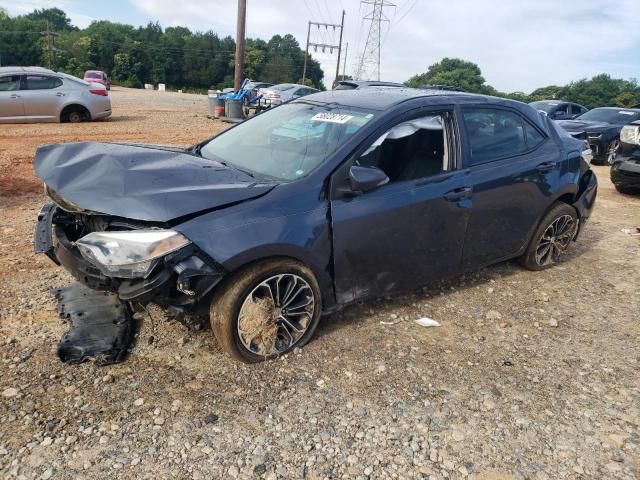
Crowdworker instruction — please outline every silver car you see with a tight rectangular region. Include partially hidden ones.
[0,66,112,123]
[258,83,319,108]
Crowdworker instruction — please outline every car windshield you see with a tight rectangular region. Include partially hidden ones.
[199,102,376,181]
[530,101,561,113]
[576,108,640,125]
[85,72,102,79]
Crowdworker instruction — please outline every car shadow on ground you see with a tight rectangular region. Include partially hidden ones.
[103,115,147,122]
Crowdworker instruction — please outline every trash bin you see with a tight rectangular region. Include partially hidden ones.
[207,90,218,117]
[225,98,243,120]
[214,98,225,119]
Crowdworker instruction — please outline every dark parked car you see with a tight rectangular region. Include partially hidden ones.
[611,120,640,193]
[557,107,640,165]
[529,100,588,120]
[34,88,597,362]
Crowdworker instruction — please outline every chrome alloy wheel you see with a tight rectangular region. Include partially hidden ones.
[535,214,576,266]
[237,274,315,355]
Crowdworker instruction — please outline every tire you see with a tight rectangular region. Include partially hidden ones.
[614,184,634,194]
[209,258,322,363]
[519,203,578,271]
[68,111,84,123]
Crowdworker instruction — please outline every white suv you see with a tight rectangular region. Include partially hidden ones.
[0,66,112,123]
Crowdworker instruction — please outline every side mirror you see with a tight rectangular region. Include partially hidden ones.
[349,165,389,193]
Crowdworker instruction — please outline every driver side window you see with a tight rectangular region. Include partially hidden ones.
[356,112,452,183]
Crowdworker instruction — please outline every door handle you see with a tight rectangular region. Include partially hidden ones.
[9,94,20,99]
[443,187,472,201]
[56,92,66,97]
[536,161,555,172]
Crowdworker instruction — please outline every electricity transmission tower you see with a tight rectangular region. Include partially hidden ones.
[354,0,394,81]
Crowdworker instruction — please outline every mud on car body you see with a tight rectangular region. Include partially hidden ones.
[35,88,597,362]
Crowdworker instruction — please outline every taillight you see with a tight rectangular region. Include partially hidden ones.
[90,89,108,96]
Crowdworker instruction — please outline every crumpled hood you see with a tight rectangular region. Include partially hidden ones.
[557,120,615,133]
[34,142,275,222]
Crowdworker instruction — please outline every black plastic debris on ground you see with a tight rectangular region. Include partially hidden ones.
[53,283,134,365]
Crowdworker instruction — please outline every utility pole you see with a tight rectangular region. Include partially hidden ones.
[302,17,345,86]
[302,21,311,84]
[342,42,348,81]
[40,21,59,69]
[333,10,345,87]
[234,0,247,92]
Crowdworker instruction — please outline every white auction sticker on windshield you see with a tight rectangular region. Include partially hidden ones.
[619,111,635,115]
[311,112,353,124]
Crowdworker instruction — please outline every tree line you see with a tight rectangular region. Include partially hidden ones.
[406,58,640,109]
[0,8,324,90]
[2,8,639,107]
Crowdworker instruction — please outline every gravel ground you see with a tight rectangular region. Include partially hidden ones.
[0,88,639,480]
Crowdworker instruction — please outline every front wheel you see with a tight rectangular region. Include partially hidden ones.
[210,259,322,363]
[519,203,578,271]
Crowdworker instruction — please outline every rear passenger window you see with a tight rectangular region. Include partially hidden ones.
[0,75,21,91]
[463,108,543,164]
[25,75,63,90]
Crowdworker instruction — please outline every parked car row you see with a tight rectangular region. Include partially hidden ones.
[530,100,640,166]
[0,67,111,123]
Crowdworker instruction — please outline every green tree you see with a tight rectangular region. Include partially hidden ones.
[406,58,494,94]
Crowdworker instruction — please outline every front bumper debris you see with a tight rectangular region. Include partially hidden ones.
[54,283,134,364]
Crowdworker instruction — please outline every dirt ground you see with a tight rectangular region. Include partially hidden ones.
[0,88,638,480]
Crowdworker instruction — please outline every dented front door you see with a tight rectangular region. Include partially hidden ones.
[330,170,472,305]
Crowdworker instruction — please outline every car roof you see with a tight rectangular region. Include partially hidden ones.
[336,80,405,89]
[300,87,507,111]
[0,66,55,75]
[589,106,640,112]
[84,70,105,74]
[530,99,568,104]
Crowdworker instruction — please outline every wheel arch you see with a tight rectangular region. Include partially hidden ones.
[218,246,336,311]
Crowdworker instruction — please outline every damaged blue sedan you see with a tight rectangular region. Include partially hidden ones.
[34,88,597,362]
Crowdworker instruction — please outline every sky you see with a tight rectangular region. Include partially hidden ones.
[2,0,639,92]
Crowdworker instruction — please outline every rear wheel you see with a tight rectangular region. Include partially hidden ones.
[519,203,578,271]
[61,105,90,123]
[210,259,322,363]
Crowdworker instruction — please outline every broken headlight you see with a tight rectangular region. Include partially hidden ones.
[76,230,191,279]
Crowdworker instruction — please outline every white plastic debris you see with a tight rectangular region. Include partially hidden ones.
[415,317,441,328]
[621,228,640,236]
[380,319,400,326]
